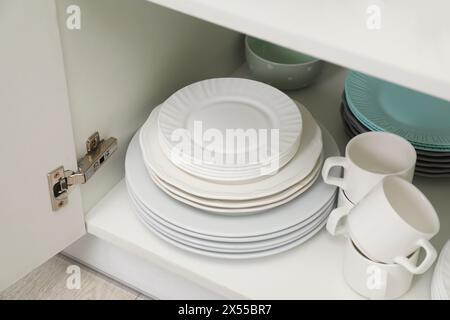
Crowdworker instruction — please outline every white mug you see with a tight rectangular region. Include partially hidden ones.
[322,132,416,203]
[327,176,439,274]
[337,188,354,210]
[343,239,419,300]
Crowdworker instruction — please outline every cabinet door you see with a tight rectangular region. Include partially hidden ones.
[0,0,85,291]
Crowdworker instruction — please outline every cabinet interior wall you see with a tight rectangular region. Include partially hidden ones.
[56,0,244,212]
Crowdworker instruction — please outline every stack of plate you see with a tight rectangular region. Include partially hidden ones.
[139,78,325,215]
[341,71,450,178]
[431,240,450,300]
[156,78,303,182]
[125,126,338,259]
[125,77,340,258]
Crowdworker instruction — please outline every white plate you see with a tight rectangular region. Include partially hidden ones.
[137,211,329,259]
[128,179,335,243]
[157,139,300,183]
[431,240,450,300]
[157,77,302,164]
[148,155,321,210]
[140,100,322,200]
[134,199,332,253]
[130,189,333,252]
[149,164,320,215]
[126,125,338,238]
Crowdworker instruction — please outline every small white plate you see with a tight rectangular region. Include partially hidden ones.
[126,125,338,239]
[158,77,302,166]
[140,100,322,200]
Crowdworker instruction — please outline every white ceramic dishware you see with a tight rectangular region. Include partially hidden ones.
[322,131,416,203]
[343,239,419,300]
[337,188,354,210]
[129,188,334,253]
[431,240,450,300]
[140,100,322,201]
[126,126,338,240]
[327,176,440,274]
[148,157,321,210]
[148,160,321,214]
[245,36,323,90]
[156,77,302,182]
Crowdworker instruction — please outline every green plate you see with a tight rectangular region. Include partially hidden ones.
[345,72,450,151]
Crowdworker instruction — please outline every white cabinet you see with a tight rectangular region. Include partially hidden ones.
[1,0,449,298]
[0,0,85,291]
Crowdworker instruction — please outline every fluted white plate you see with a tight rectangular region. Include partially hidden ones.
[156,78,302,182]
[140,100,322,200]
[158,78,301,161]
[149,162,320,215]
[147,154,321,211]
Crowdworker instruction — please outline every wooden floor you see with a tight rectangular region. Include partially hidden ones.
[0,255,151,300]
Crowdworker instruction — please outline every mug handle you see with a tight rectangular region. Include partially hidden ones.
[394,239,437,275]
[326,206,351,237]
[322,157,348,188]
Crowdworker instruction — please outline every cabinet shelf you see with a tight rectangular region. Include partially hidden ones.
[147,0,450,101]
[82,64,450,299]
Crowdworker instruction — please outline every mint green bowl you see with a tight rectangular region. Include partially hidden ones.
[245,35,323,90]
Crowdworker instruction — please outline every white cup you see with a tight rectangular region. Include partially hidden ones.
[337,188,354,210]
[322,132,416,203]
[327,176,440,274]
[344,239,419,300]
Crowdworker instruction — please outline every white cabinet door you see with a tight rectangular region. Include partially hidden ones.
[0,0,85,291]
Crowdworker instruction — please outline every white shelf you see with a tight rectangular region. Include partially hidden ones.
[83,64,450,299]
[147,0,450,102]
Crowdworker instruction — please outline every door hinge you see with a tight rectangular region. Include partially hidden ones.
[47,132,118,211]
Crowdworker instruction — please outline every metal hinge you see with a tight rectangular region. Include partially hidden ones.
[47,132,118,211]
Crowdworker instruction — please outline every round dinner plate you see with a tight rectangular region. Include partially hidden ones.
[130,189,334,252]
[148,161,320,215]
[341,108,450,177]
[149,157,320,208]
[128,179,335,243]
[147,153,322,212]
[140,216,329,259]
[341,97,450,161]
[345,72,450,151]
[158,78,302,164]
[140,100,322,201]
[126,125,338,239]
[134,203,330,259]
[157,138,300,183]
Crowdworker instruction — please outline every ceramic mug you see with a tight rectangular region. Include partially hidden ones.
[322,132,416,203]
[337,188,354,210]
[327,176,439,274]
[343,239,419,300]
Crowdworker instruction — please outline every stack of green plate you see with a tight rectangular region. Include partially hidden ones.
[342,71,450,178]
